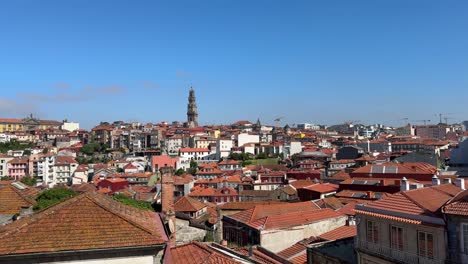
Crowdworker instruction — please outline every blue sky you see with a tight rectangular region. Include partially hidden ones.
[1,1,467,129]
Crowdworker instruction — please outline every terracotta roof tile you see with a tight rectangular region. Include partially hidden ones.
[0,192,166,256]
[175,196,207,212]
[0,183,37,215]
[302,183,338,193]
[318,225,357,241]
[171,242,240,264]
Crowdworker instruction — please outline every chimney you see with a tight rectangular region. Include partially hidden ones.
[367,191,374,199]
[432,175,440,186]
[442,178,452,184]
[401,177,409,191]
[221,240,228,246]
[160,166,176,246]
[455,178,466,190]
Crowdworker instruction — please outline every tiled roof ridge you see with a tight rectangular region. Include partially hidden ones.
[84,192,159,236]
[399,190,431,214]
[431,184,461,197]
[0,191,158,240]
[0,192,91,239]
[7,183,36,206]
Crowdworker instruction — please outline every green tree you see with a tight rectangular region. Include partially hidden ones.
[175,168,186,176]
[42,148,49,154]
[187,160,198,175]
[34,188,78,211]
[0,176,13,181]
[20,176,37,186]
[112,194,154,211]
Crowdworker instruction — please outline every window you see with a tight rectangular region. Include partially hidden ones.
[418,231,434,259]
[366,220,379,243]
[462,223,468,253]
[390,225,404,251]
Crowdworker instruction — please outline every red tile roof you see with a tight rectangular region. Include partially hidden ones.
[171,242,240,264]
[359,184,461,220]
[302,183,338,193]
[0,118,22,124]
[291,253,307,264]
[442,189,468,216]
[0,192,166,255]
[318,225,357,241]
[218,201,285,211]
[54,156,77,166]
[175,196,207,212]
[351,162,437,175]
[235,247,282,264]
[180,148,210,153]
[0,183,37,215]
[228,201,320,224]
[289,180,315,189]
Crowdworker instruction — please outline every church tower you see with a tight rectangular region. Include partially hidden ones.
[187,87,198,128]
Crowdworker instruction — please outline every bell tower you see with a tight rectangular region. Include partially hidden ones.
[187,87,198,128]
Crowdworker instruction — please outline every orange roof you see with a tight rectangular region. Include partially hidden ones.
[352,162,437,175]
[0,192,166,255]
[174,174,194,185]
[180,148,209,152]
[302,183,338,193]
[0,118,22,124]
[359,184,461,220]
[171,242,240,264]
[175,196,207,212]
[218,201,285,210]
[0,183,37,215]
[218,160,240,166]
[289,180,315,189]
[248,208,344,230]
[318,225,357,241]
[443,189,468,216]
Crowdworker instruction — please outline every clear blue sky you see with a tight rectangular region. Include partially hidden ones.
[1,0,467,129]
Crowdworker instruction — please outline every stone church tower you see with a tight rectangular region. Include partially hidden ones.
[187,87,198,128]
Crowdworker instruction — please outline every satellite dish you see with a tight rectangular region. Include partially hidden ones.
[168,219,175,233]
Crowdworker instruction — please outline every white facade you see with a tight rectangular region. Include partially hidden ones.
[0,156,13,177]
[0,133,11,143]
[216,139,233,159]
[237,133,260,147]
[167,137,183,155]
[297,123,320,130]
[61,122,80,132]
[53,161,78,186]
[38,156,56,185]
[283,141,303,158]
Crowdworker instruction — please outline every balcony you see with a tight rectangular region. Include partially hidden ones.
[355,239,444,264]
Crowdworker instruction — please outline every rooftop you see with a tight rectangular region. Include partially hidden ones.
[0,191,167,256]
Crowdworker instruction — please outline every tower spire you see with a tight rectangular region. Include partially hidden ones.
[187,86,198,128]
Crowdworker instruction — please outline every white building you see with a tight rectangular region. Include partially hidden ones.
[0,155,13,178]
[179,148,212,169]
[237,133,260,147]
[297,123,320,130]
[166,135,183,155]
[283,141,303,158]
[53,156,78,186]
[216,139,233,159]
[61,122,80,132]
[0,134,11,143]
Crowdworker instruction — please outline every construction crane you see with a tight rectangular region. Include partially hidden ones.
[444,117,455,125]
[413,119,431,125]
[434,113,454,124]
[273,116,285,127]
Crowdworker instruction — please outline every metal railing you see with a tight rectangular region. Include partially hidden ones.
[355,238,444,264]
